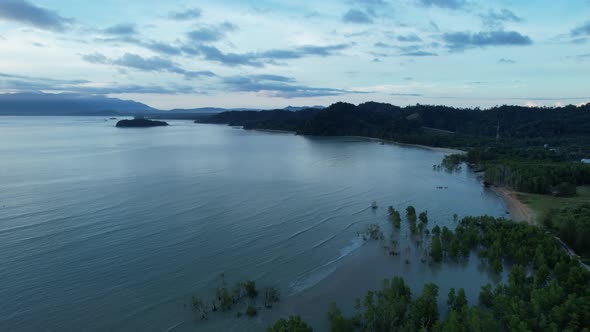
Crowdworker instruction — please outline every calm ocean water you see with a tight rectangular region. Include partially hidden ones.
[0,117,507,331]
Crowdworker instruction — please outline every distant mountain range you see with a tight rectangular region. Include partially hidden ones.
[282,105,325,111]
[0,92,155,115]
[166,107,259,113]
[0,92,325,116]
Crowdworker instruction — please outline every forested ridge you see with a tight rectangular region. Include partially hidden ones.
[200,101,590,157]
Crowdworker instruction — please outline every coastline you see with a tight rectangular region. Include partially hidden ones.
[344,135,466,154]
[251,128,297,134]
[247,126,466,154]
[489,185,590,269]
[489,186,536,225]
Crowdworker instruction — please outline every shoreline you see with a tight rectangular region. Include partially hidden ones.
[246,126,466,154]
[344,135,466,154]
[252,128,296,134]
[246,123,587,269]
[489,185,536,225]
[489,185,590,269]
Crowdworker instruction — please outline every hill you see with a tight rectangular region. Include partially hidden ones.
[0,92,156,115]
[200,101,590,156]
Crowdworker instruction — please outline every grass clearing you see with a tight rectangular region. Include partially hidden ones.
[517,186,590,215]
[518,186,590,264]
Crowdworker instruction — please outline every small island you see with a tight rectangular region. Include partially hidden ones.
[115,117,168,128]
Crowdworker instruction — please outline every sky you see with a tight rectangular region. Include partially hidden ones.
[0,0,588,109]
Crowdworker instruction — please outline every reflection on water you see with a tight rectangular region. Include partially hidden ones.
[0,117,507,331]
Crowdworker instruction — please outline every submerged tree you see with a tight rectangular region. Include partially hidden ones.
[264,287,281,308]
[308,215,590,332]
[406,206,417,223]
[216,287,233,311]
[191,296,207,320]
[388,206,402,228]
[419,210,429,224]
[244,280,258,298]
[430,235,443,262]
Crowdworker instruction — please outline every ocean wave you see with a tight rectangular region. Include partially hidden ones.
[288,237,365,294]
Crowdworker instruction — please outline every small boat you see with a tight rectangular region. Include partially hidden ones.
[371,201,378,209]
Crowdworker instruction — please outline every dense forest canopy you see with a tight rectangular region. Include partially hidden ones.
[200,101,590,157]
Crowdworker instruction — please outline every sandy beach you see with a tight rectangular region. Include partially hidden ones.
[490,186,536,224]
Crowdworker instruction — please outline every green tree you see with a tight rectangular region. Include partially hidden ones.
[455,288,467,310]
[431,235,443,262]
[388,207,402,228]
[432,225,441,236]
[409,283,439,330]
[267,316,313,332]
[327,303,355,332]
[216,287,233,311]
[478,284,493,308]
[447,288,456,308]
[419,211,428,223]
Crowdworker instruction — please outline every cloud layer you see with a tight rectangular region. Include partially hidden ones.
[443,30,532,50]
[571,21,590,36]
[418,0,466,10]
[82,53,215,79]
[0,0,72,31]
[0,0,586,109]
[342,9,373,24]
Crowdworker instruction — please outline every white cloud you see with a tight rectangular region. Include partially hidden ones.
[0,1,587,108]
